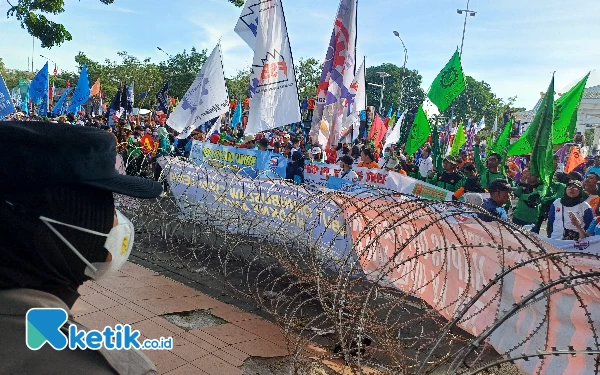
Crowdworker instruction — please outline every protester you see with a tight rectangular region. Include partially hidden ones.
[358,148,380,169]
[512,174,547,227]
[339,155,359,182]
[351,146,362,166]
[0,121,161,374]
[453,163,485,200]
[417,146,433,180]
[257,137,269,151]
[547,180,594,240]
[427,155,465,191]
[286,151,305,184]
[585,156,600,176]
[583,172,600,213]
[473,136,507,189]
[479,179,515,222]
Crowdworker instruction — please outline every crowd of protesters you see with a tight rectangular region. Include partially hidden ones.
[5,101,600,241]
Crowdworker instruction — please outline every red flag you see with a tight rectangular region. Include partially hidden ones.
[368,114,387,145]
[66,80,71,88]
[49,83,55,101]
[53,67,58,77]
[566,146,585,173]
[90,79,101,97]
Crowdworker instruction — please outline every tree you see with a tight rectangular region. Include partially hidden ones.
[441,76,515,126]
[366,63,426,116]
[6,0,243,49]
[226,68,251,101]
[158,48,207,100]
[295,58,322,100]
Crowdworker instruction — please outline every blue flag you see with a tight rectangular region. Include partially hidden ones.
[51,88,73,116]
[231,101,242,128]
[155,82,169,113]
[28,62,49,116]
[67,64,90,114]
[386,106,393,119]
[22,91,29,116]
[139,91,149,100]
[0,73,16,118]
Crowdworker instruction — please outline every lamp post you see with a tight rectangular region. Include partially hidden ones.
[392,31,408,111]
[39,54,57,75]
[368,71,391,115]
[457,0,477,57]
[157,47,171,58]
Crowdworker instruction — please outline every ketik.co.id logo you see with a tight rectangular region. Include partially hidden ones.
[26,308,173,351]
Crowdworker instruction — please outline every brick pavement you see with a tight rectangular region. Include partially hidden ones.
[73,262,291,375]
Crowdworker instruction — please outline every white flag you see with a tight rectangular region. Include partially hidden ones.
[383,112,405,151]
[245,0,301,135]
[234,0,261,49]
[310,0,357,145]
[167,43,229,138]
[338,60,366,142]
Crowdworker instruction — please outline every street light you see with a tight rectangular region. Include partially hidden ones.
[392,31,408,111]
[457,0,477,57]
[368,71,390,115]
[157,47,171,58]
[39,54,58,73]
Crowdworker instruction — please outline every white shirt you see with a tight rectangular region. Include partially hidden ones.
[418,156,433,178]
[341,169,359,182]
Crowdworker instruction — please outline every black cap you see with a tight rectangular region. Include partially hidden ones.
[0,121,162,198]
[444,155,460,165]
[567,180,583,189]
[488,179,516,193]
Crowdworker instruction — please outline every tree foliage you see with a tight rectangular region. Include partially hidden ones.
[158,48,207,100]
[226,68,251,101]
[6,0,242,49]
[441,76,520,126]
[295,58,322,100]
[366,63,426,116]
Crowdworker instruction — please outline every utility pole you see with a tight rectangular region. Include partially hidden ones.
[392,31,408,111]
[457,0,477,57]
[368,72,390,115]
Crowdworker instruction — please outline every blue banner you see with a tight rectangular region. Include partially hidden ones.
[189,142,288,179]
[67,64,90,114]
[231,101,242,128]
[0,73,16,118]
[155,82,169,113]
[28,62,49,115]
[51,88,73,116]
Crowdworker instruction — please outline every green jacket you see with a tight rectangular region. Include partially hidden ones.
[513,184,547,224]
[542,181,566,205]
[427,171,466,192]
[127,136,142,158]
[474,144,508,189]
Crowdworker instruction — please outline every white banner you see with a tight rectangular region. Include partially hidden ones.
[383,112,405,151]
[245,0,301,134]
[167,43,229,138]
[304,162,454,201]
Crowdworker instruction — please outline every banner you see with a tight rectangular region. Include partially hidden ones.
[167,43,229,138]
[189,141,287,179]
[67,64,91,114]
[165,159,352,266]
[234,0,261,49]
[245,0,301,134]
[336,195,600,375]
[304,162,454,201]
[155,82,170,113]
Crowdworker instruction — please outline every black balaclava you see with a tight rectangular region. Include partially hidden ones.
[0,185,114,308]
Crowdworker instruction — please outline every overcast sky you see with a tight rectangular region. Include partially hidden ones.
[1,0,598,108]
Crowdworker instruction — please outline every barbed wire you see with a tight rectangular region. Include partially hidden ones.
[117,155,600,375]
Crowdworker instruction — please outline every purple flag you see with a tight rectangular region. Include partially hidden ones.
[555,144,568,164]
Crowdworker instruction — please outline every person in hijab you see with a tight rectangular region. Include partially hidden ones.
[0,121,162,374]
[547,180,593,240]
[286,151,305,184]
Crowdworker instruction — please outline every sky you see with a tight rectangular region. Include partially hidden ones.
[1,0,599,109]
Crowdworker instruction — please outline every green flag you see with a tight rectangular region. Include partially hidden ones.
[427,50,466,112]
[492,118,513,155]
[553,73,589,145]
[431,122,443,172]
[529,77,555,186]
[405,105,431,156]
[450,121,466,156]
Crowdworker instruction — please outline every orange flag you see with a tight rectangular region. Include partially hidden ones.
[565,146,585,173]
[90,79,101,97]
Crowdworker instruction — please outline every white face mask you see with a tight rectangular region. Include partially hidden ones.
[39,210,134,280]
